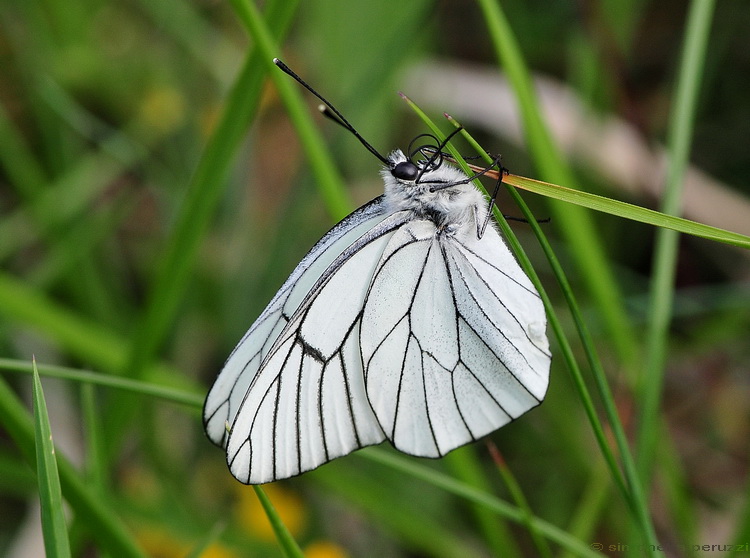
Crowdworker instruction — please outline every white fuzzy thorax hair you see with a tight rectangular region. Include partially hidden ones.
[381,150,489,240]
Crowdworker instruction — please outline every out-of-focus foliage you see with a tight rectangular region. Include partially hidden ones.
[0,0,748,556]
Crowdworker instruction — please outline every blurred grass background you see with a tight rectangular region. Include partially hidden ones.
[1,0,749,556]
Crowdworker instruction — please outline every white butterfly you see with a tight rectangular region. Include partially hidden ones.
[203,60,551,484]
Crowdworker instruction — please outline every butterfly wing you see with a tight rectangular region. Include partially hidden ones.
[360,220,550,457]
[224,210,412,484]
[203,197,389,449]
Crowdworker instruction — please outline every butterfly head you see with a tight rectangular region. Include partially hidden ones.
[385,149,466,188]
[382,149,486,233]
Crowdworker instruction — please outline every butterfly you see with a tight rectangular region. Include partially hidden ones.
[203,59,551,484]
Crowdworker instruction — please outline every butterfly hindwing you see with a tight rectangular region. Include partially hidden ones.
[360,220,550,458]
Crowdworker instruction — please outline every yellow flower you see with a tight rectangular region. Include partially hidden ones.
[305,540,350,558]
[137,87,185,137]
[137,528,190,558]
[136,527,239,558]
[234,484,306,540]
[200,543,241,558]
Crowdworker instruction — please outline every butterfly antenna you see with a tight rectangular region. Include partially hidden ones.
[414,126,464,183]
[274,58,390,165]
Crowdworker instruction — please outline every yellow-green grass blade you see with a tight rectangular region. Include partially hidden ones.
[503,173,749,248]
[252,486,305,558]
[32,358,72,558]
[0,375,145,556]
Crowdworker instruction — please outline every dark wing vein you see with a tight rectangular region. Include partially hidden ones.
[450,244,551,365]
[205,198,391,451]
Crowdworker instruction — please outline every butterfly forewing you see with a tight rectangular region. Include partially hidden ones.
[203,198,389,448]
[225,211,412,484]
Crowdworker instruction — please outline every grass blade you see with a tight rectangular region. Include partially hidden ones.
[314,462,491,557]
[0,274,195,393]
[475,0,640,368]
[443,447,523,557]
[503,174,750,248]
[80,383,106,495]
[457,122,660,554]
[407,101,660,550]
[228,0,353,220]
[359,449,606,558]
[403,99,631,505]
[123,0,300,382]
[0,358,203,409]
[100,0,300,465]
[488,444,553,558]
[636,0,718,482]
[252,486,305,558]
[32,358,72,558]
[0,375,146,557]
[0,101,48,200]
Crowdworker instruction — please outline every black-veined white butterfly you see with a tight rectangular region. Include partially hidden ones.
[203,59,551,484]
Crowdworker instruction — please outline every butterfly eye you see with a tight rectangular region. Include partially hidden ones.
[392,161,419,181]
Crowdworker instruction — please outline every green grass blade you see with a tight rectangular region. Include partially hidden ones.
[32,358,72,558]
[475,0,640,368]
[80,383,107,495]
[503,174,749,248]
[636,0,718,483]
[405,102,659,550]
[0,273,126,371]
[0,358,203,409]
[657,438,699,556]
[489,445,553,558]
[0,376,146,557]
[228,0,352,220]
[560,465,611,558]
[443,447,523,558]
[132,0,222,76]
[252,486,305,558]
[359,449,606,558]
[0,274,193,389]
[124,0,300,382]
[0,148,137,263]
[0,100,48,200]
[314,462,496,557]
[94,0,300,466]
[456,123,659,554]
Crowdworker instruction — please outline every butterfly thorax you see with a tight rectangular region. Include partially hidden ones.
[381,150,487,238]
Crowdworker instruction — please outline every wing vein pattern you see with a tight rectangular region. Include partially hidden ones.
[361,220,550,459]
[222,208,412,483]
[203,198,388,449]
[205,183,551,484]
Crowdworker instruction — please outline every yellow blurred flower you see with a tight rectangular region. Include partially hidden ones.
[137,528,190,558]
[304,540,349,558]
[137,527,239,558]
[137,87,185,136]
[200,542,241,558]
[234,484,306,540]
